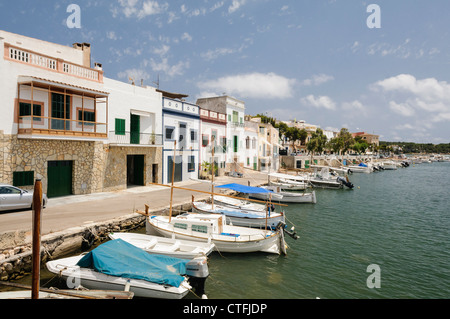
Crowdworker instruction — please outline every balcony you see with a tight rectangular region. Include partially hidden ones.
[109,132,163,147]
[5,44,103,83]
[18,116,107,139]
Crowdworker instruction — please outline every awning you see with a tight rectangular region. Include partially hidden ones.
[18,75,109,97]
[216,183,271,193]
[130,109,152,117]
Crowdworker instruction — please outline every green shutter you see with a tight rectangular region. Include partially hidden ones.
[13,171,34,187]
[233,136,238,152]
[115,118,126,135]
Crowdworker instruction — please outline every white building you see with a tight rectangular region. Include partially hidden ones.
[161,93,200,184]
[0,30,163,196]
[243,116,259,171]
[198,103,227,177]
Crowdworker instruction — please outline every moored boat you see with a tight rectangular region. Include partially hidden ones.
[146,213,288,255]
[46,239,209,299]
[249,186,317,203]
[108,232,215,259]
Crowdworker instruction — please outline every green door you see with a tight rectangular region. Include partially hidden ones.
[47,161,73,198]
[130,114,140,145]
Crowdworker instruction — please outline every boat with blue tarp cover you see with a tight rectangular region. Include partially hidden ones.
[46,239,209,299]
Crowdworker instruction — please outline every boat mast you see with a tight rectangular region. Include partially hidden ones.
[211,136,215,210]
[169,140,176,223]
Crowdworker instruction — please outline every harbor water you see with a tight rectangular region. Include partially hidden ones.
[6,162,450,299]
[204,162,450,299]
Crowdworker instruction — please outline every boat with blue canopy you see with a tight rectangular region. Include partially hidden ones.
[46,239,209,299]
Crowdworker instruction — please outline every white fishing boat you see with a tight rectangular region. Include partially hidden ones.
[309,167,354,189]
[347,163,372,173]
[382,161,398,170]
[46,239,209,299]
[192,200,285,229]
[108,232,215,259]
[248,186,317,204]
[146,213,288,255]
[269,179,309,190]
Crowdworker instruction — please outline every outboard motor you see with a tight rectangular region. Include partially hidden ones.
[186,257,209,299]
[276,221,299,240]
[337,176,354,189]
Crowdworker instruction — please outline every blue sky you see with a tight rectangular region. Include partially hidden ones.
[2,0,450,143]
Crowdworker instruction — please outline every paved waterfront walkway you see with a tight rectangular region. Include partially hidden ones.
[0,170,270,236]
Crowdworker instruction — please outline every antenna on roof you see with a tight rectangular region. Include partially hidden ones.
[153,74,160,89]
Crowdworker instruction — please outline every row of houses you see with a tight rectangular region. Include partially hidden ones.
[0,30,281,198]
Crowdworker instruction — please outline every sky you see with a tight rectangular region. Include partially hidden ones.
[1,0,450,143]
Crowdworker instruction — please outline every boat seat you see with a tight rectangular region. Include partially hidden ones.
[144,238,158,250]
[166,241,180,252]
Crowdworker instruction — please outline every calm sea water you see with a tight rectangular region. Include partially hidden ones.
[6,162,449,299]
[205,162,450,299]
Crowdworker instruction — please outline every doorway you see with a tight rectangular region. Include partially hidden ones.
[127,155,145,186]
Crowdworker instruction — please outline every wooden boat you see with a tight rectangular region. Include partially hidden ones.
[249,186,317,204]
[191,199,285,229]
[269,179,309,190]
[146,213,287,255]
[108,232,214,259]
[46,239,209,299]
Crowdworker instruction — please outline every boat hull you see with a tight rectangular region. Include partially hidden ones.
[46,256,190,299]
[146,216,284,255]
[108,232,214,259]
[192,201,285,229]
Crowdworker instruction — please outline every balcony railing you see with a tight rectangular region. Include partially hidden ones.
[18,116,107,138]
[109,132,163,146]
[6,44,103,83]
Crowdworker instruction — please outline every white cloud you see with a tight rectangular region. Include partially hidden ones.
[389,101,416,117]
[118,68,150,81]
[302,74,334,86]
[148,57,190,77]
[181,32,192,42]
[201,47,235,61]
[197,72,296,99]
[228,0,246,14]
[106,31,118,40]
[116,0,168,19]
[373,74,450,120]
[300,95,336,110]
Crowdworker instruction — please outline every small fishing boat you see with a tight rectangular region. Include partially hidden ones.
[146,213,288,255]
[46,239,209,299]
[347,162,372,173]
[249,186,317,204]
[269,178,309,191]
[382,161,398,170]
[309,167,353,189]
[192,199,285,229]
[108,232,215,259]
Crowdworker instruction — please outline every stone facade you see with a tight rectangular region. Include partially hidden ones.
[0,131,162,196]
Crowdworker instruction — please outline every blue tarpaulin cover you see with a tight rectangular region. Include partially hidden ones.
[216,183,271,194]
[358,163,368,167]
[77,239,189,287]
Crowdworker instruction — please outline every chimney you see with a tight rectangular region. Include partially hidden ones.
[72,42,91,68]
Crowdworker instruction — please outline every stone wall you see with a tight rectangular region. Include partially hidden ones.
[0,132,162,195]
[0,133,105,195]
[103,146,162,192]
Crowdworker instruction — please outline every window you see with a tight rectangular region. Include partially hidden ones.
[115,118,126,135]
[228,114,231,122]
[233,111,239,123]
[246,136,250,149]
[174,223,188,230]
[188,156,195,172]
[192,225,208,233]
[221,137,227,152]
[13,171,34,187]
[78,110,95,125]
[0,186,22,195]
[165,126,175,140]
[247,157,250,165]
[190,129,198,142]
[233,136,238,152]
[19,102,41,121]
[51,93,71,130]
[202,134,209,147]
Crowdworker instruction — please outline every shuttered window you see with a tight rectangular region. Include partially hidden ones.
[115,118,126,135]
[13,171,34,187]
